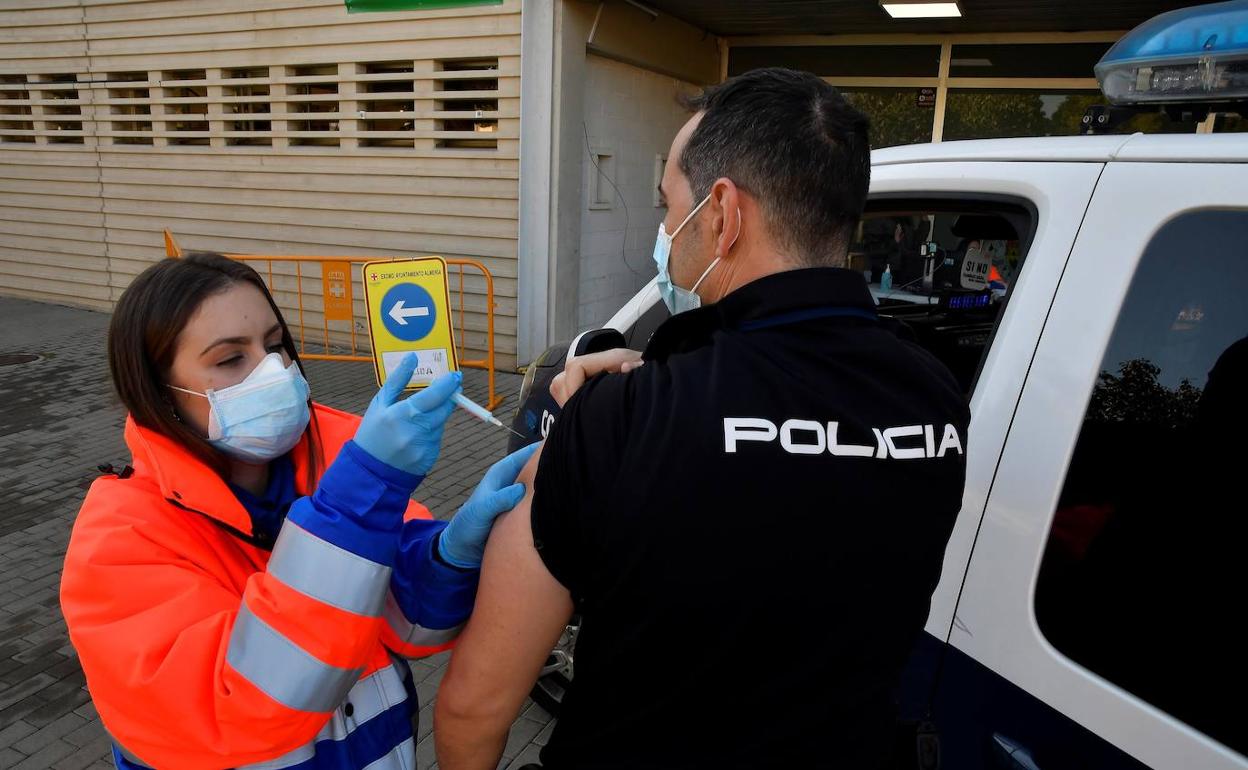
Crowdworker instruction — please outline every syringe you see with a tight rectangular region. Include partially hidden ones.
[451,392,526,439]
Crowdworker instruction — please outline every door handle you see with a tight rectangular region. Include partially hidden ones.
[992,733,1042,770]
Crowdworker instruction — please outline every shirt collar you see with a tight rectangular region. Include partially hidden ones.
[228,453,296,510]
[228,454,298,542]
[644,267,875,360]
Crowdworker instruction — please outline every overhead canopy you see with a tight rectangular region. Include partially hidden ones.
[640,0,1197,36]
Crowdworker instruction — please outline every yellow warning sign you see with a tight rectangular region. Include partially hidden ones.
[361,257,459,390]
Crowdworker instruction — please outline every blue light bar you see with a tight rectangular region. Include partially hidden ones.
[1095,0,1248,105]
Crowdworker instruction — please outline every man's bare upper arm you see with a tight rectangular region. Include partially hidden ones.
[438,443,574,720]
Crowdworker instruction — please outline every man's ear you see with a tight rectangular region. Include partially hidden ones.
[710,178,743,259]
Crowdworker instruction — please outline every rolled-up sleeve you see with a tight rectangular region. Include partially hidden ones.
[531,371,634,603]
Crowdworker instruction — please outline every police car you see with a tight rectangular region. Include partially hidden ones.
[509,3,1248,768]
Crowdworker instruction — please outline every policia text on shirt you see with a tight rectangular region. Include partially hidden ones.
[723,416,964,458]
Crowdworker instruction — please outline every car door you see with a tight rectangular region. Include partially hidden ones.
[947,161,1248,770]
[866,159,1102,695]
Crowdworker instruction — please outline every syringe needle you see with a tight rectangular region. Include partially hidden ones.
[451,392,526,439]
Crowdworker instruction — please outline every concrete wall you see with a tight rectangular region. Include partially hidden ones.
[576,54,695,328]
[517,0,719,359]
[545,0,596,355]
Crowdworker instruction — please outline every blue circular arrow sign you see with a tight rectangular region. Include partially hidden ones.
[380,283,436,342]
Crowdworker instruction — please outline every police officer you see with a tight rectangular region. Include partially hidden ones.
[434,67,970,769]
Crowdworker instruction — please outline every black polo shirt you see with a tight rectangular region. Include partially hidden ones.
[531,267,969,769]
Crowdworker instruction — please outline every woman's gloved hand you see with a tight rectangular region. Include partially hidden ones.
[439,443,541,568]
[354,353,462,477]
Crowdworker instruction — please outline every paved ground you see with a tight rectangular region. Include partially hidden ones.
[0,297,551,770]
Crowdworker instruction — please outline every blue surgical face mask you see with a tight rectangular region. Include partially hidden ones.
[169,352,311,464]
[652,193,740,315]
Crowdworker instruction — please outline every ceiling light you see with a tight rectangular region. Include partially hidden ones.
[881,1,962,19]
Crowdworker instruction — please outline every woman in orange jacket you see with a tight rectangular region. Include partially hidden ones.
[60,252,536,770]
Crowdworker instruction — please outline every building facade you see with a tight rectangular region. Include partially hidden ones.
[0,0,522,365]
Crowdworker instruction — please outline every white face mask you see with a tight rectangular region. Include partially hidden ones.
[652,193,741,315]
[169,352,311,464]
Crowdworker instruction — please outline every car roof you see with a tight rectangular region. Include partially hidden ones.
[871,132,1248,166]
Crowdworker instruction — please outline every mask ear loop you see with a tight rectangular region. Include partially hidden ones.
[689,256,721,295]
[692,206,744,299]
[167,384,207,398]
[670,193,712,240]
[727,206,743,254]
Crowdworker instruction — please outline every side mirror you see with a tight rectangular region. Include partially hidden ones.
[567,328,628,361]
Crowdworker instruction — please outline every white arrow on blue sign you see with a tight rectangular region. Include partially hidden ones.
[380,283,437,342]
[388,299,430,326]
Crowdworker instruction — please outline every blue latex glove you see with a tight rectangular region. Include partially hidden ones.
[439,443,541,568]
[354,354,462,477]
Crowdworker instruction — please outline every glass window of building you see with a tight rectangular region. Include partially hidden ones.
[842,88,934,149]
[948,43,1111,78]
[942,90,1205,140]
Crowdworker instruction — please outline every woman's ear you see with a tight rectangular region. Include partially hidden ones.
[161,389,185,424]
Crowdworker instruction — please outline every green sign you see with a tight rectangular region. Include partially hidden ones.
[346,0,502,11]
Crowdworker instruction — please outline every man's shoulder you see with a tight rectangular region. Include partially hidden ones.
[539,367,651,486]
[561,368,642,421]
[558,352,705,431]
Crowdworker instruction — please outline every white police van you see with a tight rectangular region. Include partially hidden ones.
[509,3,1248,768]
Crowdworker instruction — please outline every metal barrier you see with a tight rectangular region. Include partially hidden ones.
[164,230,503,410]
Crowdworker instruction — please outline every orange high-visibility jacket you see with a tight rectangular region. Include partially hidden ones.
[61,403,470,769]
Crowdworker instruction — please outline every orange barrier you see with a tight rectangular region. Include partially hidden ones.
[164,230,503,410]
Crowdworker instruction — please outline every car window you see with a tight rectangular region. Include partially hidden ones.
[852,198,1035,394]
[1034,210,1248,758]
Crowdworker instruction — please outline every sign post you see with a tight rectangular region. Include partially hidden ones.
[362,257,459,390]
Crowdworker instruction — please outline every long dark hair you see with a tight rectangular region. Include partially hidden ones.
[108,252,322,489]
